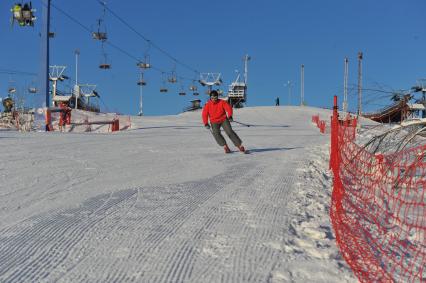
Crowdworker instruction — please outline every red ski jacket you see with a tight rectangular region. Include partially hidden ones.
[202,99,233,125]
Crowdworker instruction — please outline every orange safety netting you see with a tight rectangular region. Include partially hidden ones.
[329,99,426,282]
[312,114,327,133]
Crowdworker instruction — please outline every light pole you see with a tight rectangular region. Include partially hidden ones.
[285,81,293,105]
[357,52,363,116]
[300,64,305,106]
[74,49,80,109]
[40,0,51,124]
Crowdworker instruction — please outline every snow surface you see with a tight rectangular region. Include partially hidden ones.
[0,106,357,282]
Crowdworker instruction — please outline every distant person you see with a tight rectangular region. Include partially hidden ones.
[275,97,280,106]
[202,90,246,153]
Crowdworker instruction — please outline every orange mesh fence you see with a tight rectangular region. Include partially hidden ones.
[329,96,426,282]
[312,114,327,133]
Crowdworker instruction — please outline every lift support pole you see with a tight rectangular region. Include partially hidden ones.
[40,0,51,130]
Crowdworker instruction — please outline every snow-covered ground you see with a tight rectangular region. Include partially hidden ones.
[0,106,357,282]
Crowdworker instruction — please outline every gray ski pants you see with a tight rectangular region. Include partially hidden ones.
[211,119,242,147]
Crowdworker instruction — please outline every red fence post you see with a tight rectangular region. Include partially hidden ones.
[330,96,339,171]
[45,108,53,131]
[111,118,119,132]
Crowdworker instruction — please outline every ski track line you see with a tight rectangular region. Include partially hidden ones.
[54,188,141,282]
[120,163,258,282]
[0,157,102,230]
[133,163,256,282]
[2,192,120,282]
[54,164,251,282]
[0,189,138,282]
[141,166,253,282]
[158,159,297,282]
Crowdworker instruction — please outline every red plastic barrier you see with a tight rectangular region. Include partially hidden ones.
[312,114,327,133]
[111,118,119,132]
[329,96,426,282]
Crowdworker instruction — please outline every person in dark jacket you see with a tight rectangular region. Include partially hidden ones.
[202,90,246,153]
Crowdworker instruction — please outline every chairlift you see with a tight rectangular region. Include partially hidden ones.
[99,63,111,70]
[168,71,177,83]
[189,81,197,91]
[137,72,147,86]
[178,83,186,96]
[11,2,36,27]
[92,30,107,41]
[137,80,146,86]
[92,4,107,41]
[99,44,111,69]
[137,55,151,69]
[193,92,199,96]
[159,72,168,92]
[92,20,107,40]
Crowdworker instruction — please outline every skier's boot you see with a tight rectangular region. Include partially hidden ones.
[238,145,246,153]
[224,144,231,153]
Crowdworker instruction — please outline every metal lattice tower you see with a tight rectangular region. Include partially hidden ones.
[199,73,222,93]
[49,65,66,106]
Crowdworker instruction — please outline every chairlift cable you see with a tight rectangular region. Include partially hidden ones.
[94,0,200,75]
[0,69,37,76]
[48,2,196,82]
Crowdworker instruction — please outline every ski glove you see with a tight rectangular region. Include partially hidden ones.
[228,116,233,122]
[204,124,211,129]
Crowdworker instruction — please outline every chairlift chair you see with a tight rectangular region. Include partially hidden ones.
[137,80,147,86]
[137,62,151,69]
[168,71,177,83]
[193,92,199,96]
[11,2,36,27]
[92,31,107,41]
[137,55,151,69]
[99,63,111,70]
[99,51,111,69]
[28,87,37,93]
[159,72,169,92]
[92,18,107,41]
[99,62,111,69]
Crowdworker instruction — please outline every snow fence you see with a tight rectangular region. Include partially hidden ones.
[328,97,425,282]
[45,108,131,133]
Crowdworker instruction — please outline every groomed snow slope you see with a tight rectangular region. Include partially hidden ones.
[0,106,356,282]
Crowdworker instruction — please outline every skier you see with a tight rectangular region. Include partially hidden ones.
[202,90,246,153]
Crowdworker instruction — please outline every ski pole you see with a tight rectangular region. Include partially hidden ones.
[233,120,251,127]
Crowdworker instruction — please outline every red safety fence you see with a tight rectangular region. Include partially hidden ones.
[312,114,327,133]
[329,96,426,282]
[45,108,131,133]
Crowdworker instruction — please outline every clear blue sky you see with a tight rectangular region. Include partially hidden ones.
[1,0,425,115]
